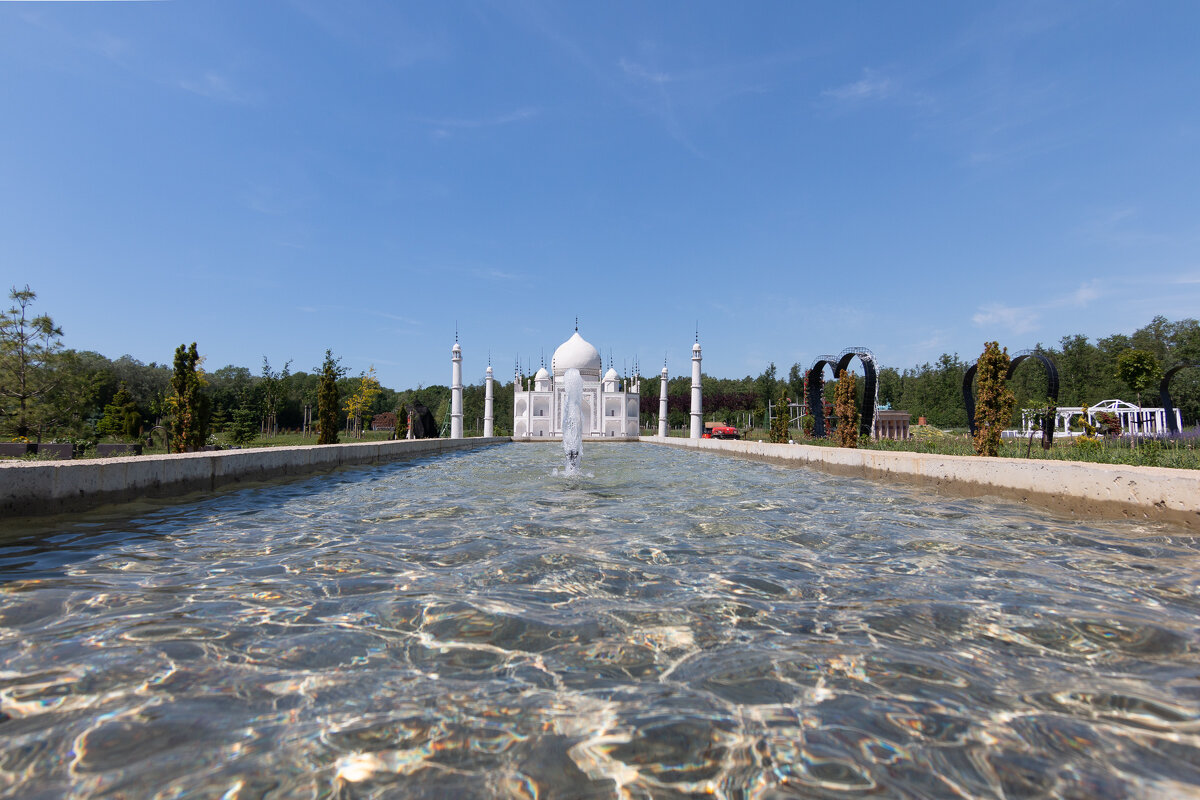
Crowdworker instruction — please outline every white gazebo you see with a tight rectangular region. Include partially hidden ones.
[1025,399,1183,437]
[513,329,641,439]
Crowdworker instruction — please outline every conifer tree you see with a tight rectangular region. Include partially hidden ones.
[168,342,208,452]
[0,285,63,439]
[317,349,343,445]
[972,341,1015,457]
[834,369,859,448]
[98,383,141,440]
[770,388,790,443]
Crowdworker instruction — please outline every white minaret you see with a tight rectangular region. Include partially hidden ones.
[690,335,703,439]
[658,362,669,438]
[483,361,494,438]
[450,337,463,439]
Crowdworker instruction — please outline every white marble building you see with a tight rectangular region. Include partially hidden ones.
[513,329,640,439]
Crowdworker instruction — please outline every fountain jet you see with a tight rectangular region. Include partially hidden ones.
[562,368,583,476]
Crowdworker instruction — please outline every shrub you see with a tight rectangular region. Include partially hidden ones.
[834,370,859,448]
[770,389,790,443]
[317,349,344,445]
[972,341,1015,457]
[1094,411,1122,438]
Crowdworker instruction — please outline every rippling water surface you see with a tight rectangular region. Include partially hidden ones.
[2,443,1199,798]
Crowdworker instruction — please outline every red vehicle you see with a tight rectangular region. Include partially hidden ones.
[703,421,740,440]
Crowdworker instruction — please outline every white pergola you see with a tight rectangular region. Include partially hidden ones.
[1021,399,1182,437]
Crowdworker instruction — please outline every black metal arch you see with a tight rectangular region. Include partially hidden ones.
[963,349,1060,444]
[1160,362,1200,434]
[805,355,839,438]
[805,348,879,438]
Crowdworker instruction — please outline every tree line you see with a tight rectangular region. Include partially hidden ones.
[3,285,1197,447]
[639,316,1200,430]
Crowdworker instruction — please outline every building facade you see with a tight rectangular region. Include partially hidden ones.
[513,330,640,439]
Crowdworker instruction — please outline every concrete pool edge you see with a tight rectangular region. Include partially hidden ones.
[0,437,510,517]
[642,436,1200,530]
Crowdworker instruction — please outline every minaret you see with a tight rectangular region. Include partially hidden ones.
[658,360,669,438]
[690,333,703,439]
[483,359,495,438]
[450,335,463,439]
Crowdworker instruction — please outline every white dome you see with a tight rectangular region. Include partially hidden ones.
[552,331,602,379]
[604,367,619,382]
[534,366,550,381]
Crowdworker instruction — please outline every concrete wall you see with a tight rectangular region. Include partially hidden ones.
[643,436,1200,530]
[1,437,509,518]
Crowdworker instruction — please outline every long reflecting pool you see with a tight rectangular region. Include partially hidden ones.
[2,443,1199,798]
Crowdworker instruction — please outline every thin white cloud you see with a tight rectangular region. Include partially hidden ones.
[415,107,539,129]
[1071,281,1101,306]
[823,68,894,102]
[367,310,421,325]
[618,58,672,85]
[178,71,252,104]
[1075,206,1171,247]
[972,280,1102,335]
[471,267,524,282]
[90,32,129,61]
[972,304,1040,335]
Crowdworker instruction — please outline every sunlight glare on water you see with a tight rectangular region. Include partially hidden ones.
[1,443,1199,798]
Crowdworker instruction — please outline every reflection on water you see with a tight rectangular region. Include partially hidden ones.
[2,443,1199,798]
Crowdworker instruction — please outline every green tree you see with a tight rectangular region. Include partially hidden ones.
[168,342,208,452]
[787,363,805,405]
[755,362,779,411]
[317,349,344,445]
[97,383,142,440]
[0,285,64,439]
[834,369,859,448]
[344,365,382,438]
[769,387,790,443]
[260,356,292,437]
[1115,349,1160,407]
[972,342,1015,457]
[228,389,260,446]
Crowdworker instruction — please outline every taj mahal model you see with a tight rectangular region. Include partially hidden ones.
[513,328,641,439]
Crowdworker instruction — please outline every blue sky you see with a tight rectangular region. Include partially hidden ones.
[3,1,1199,389]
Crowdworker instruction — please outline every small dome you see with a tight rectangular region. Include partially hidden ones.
[452,342,462,354]
[604,367,619,383]
[661,366,669,376]
[534,366,550,381]
[692,341,702,353]
[552,331,602,379]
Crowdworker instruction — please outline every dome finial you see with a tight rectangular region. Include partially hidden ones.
[575,316,579,332]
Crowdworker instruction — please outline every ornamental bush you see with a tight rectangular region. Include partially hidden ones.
[317,349,344,445]
[769,389,790,443]
[168,342,209,452]
[972,341,1015,457]
[834,369,859,448]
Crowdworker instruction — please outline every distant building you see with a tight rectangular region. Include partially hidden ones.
[371,412,397,432]
[513,328,640,439]
[873,410,911,440]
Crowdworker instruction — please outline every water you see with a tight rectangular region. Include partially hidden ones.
[2,443,1199,798]
[562,368,583,477]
